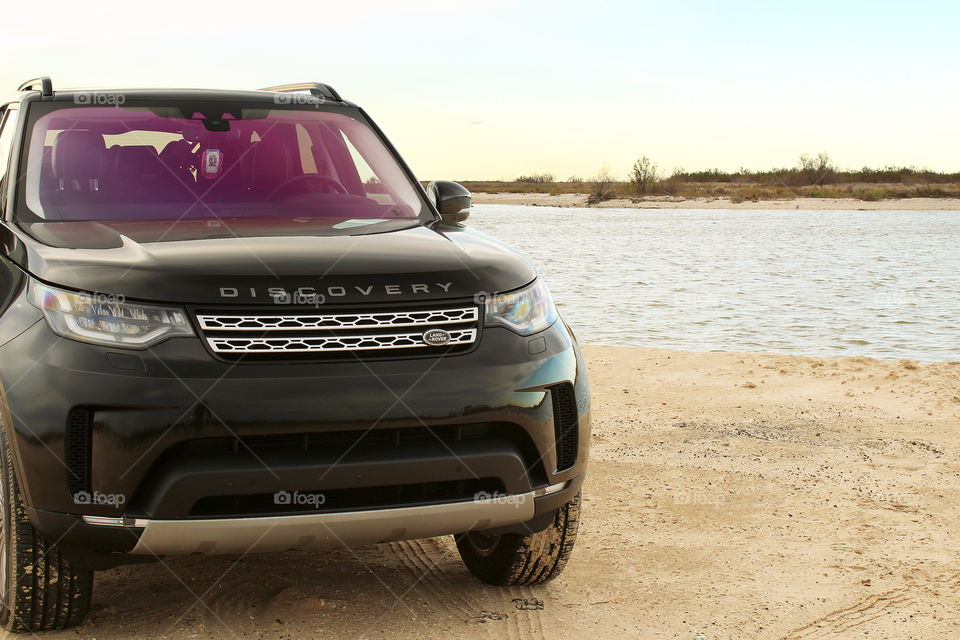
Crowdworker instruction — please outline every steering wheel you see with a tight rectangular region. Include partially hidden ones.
[268,174,348,201]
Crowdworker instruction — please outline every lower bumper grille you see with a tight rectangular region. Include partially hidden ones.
[129,424,547,520]
[163,424,531,462]
[190,478,504,518]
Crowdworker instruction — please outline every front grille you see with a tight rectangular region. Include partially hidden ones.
[197,307,477,331]
[550,383,579,471]
[65,407,92,497]
[196,303,480,358]
[207,328,477,354]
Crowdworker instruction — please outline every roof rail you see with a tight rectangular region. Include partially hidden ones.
[18,76,53,96]
[259,82,342,102]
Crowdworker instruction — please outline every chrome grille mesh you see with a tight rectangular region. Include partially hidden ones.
[207,328,477,353]
[197,305,480,356]
[197,307,477,331]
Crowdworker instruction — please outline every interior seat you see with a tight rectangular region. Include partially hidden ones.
[51,131,106,197]
[251,136,297,196]
[114,146,193,203]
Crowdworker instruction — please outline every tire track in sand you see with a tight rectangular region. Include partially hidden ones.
[383,539,495,636]
[498,585,546,640]
[779,588,914,640]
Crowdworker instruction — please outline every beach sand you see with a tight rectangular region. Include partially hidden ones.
[29,346,960,640]
[472,191,960,210]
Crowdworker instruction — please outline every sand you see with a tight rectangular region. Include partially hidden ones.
[472,192,960,210]
[22,346,960,640]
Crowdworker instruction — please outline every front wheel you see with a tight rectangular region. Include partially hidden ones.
[455,492,581,586]
[0,431,93,632]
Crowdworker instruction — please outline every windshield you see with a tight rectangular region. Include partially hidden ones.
[19,103,426,225]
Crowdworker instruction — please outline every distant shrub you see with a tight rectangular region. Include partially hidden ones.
[587,165,618,204]
[652,168,688,196]
[798,152,836,186]
[629,157,660,195]
[857,189,885,202]
[514,173,554,183]
[910,185,952,198]
[653,176,681,196]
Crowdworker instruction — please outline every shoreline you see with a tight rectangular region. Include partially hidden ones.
[471,191,960,210]
[578,341,959,365]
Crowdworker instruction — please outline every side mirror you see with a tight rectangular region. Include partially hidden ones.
[428,180,471,223]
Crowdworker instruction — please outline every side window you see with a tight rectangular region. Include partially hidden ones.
[339,132,397,204]
[0,108,20,185]
[340,133,377,184]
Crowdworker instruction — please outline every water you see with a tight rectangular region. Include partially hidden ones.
[470,205,960,362]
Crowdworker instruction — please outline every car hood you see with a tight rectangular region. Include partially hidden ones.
[6,219,537,304]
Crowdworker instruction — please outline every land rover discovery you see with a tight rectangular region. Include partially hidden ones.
[0,77,590,631]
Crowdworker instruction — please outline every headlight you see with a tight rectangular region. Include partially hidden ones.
[484,278,558,335]
[29,281,194,348]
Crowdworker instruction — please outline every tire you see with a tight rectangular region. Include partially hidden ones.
[455,492,581,586]
[0,431,93,632]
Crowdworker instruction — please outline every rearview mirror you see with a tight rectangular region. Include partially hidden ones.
[428,180,472,223]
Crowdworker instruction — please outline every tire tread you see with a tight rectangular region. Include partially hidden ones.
[456,492,581,586]
[1,432,93,632]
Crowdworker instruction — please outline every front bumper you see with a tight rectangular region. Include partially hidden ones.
[0,310,590,557]
[86,479,579,555]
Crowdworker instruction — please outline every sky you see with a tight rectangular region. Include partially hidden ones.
[4,0,958,181]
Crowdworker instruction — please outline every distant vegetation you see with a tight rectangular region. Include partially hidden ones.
[513,172,554,183]
[587,165,617,204]
[457,153,960,203]
[629,157,659,195]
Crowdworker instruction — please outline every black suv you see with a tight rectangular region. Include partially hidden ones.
[0,77,590,632]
